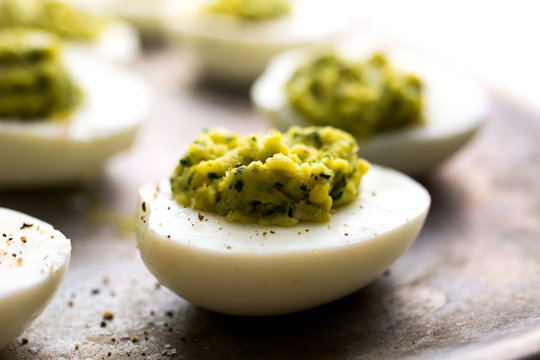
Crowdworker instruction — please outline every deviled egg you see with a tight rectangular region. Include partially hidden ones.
[164,0,355,84]
[252,46,491,175]
[136,126,430,316]
[0,207,71,349]
[0,28,151,187]
[0,0,140,63]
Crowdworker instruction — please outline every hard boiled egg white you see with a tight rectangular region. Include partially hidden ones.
[164,0,355,84]
[0,207,71,349]
[67,19,141,64]
[251,47,491,176]
[0,52,151,187]
[136,165,430,316]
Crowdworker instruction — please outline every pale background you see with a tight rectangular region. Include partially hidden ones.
[352,0,539,113]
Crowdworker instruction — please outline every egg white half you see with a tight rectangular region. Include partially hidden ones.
[164,0,355,84]
[136,165,430,316]
[0,52,152,187]
[251,47,491,175]
[66,20,141,64]
[0,207,71,349]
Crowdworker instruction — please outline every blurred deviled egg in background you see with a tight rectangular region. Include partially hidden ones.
[0,28,151,187]
[252,46,491,175]
[0,0,140,63]
[164,0,355,85]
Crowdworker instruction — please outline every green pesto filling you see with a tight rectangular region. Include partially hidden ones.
[286,52,425,139]
[207,0,290,21]
[0,28,82,120]
[0,0,107,42]
[171,126,370,226]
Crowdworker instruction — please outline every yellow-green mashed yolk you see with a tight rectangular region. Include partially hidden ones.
[170,126,370,226]
[207,0,290,21]
[286,52,425,139]
[0,0,107,42]
[0,28,82,120]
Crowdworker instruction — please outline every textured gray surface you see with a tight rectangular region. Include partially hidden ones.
[0,48,539,360]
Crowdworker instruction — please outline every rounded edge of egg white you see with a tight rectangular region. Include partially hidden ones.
[135,165,430,316]
[0,207,71,349]
[0,52,152,188]
[251,46,491,175]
